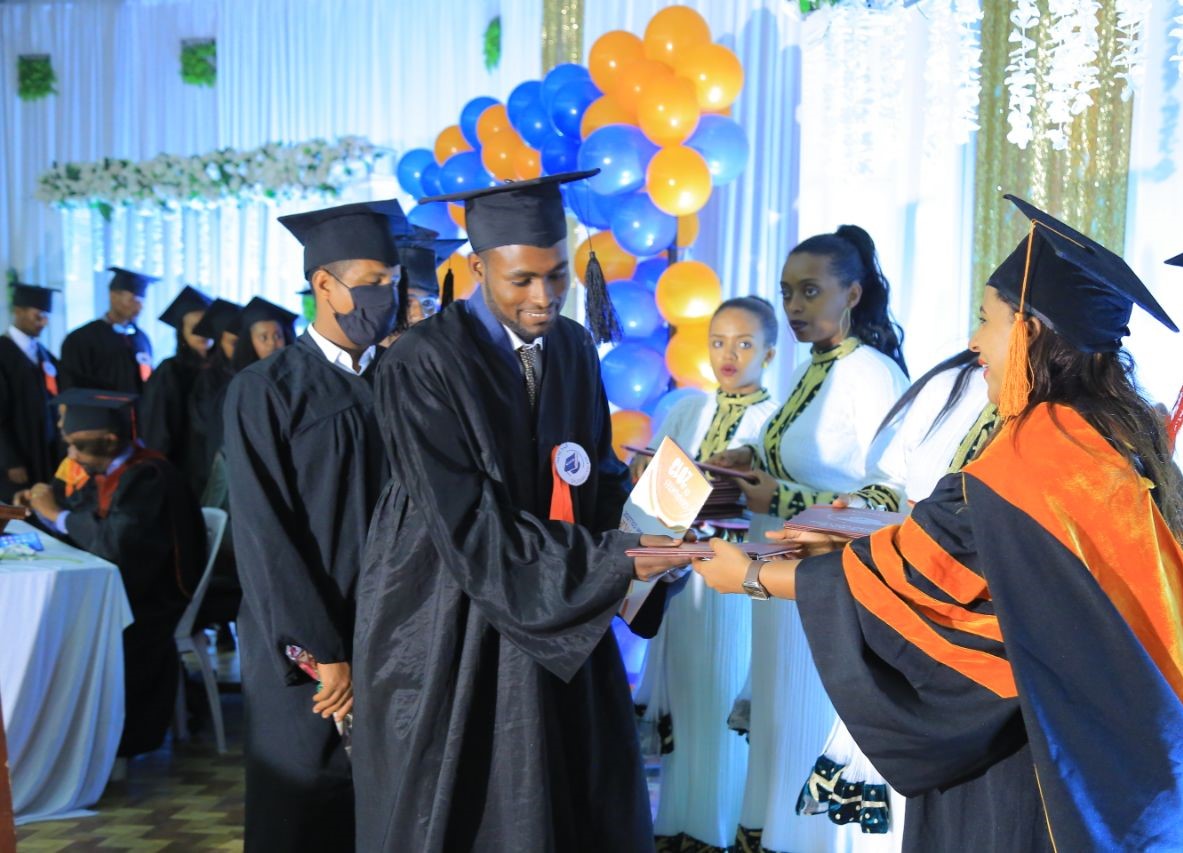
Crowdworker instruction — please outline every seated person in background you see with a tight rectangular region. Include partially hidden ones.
[17,388,206,758]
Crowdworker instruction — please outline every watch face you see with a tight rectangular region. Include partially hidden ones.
[743,580,770,600]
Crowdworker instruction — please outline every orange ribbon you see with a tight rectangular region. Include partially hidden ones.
[549,446,576,523]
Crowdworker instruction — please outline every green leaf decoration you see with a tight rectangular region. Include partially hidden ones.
[181,40,216,87]
[798,0,840,13]
[17,55,57,102]
[484,16,502,71]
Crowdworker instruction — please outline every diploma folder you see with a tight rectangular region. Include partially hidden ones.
[625,542,801,559]
[618,437,713,624]
[783,506,908,538]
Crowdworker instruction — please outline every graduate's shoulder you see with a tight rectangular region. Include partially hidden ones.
[62,319,108,345]
[551,315,603,366]
[836,343,909,389]
[382,304,476,371]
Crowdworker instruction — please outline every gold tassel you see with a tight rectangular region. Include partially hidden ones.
[997,222,1037,420]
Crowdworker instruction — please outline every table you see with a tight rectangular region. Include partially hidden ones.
[0,520,132,824]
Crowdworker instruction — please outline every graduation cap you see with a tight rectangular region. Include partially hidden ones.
[1167,253,1183,268]
[234,296,299,335]
[278,199,412,277]
[989,194,1178,418]
[107,266,159,297]
[420,170,622,343]
[10,282,58,312]
[192,299,243,341]
[56,387,138,436]
[395,227,466,304]
[158,285,213,330]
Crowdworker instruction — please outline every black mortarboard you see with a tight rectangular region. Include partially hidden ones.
[1167,253,1183,268]
[988,195,1178,353]
[11,283,57,312]
[395,228,466,297]
[56,388,137,436]
[107,266,159,297]
[278,199,412,276]
[158,285,213,330]
[233,297,298,335]
[420,170,621,342]
[192,299,242,340]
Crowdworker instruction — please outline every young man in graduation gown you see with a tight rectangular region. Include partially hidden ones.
[397,226,465,325]
[0,283,61,502]
[223,199,410,853]
[693,197,1183,852]
[16,389,205,757]
[352,170,691,853]
[140,286,212,496]
[59,266,157,393]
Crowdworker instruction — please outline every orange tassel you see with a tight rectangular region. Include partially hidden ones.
[998,221,1037,420]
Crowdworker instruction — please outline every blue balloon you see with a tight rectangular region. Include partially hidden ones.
[633,257,668,292]
[549,80,601,139]
[516,102,553,148]
[438,151,496,195]
[611,193,677,257]
[419,162,443,197]
[460,96,499,148]
[577,126,658,196]
[638,323,671,352]
[649,386,708,433]
[396,148,435,198]
[601,343,671,411]
[563,181,618,229]
[507,80,543,122]
[686,115,751,186]
[610,281,663,340]
[407,203,461,240]
[540,133,581,175]
[541,63,591,111]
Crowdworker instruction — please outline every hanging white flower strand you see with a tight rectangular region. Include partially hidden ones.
[1005,0,1039,149]
[1171,4,1183,77]
[1044,0,1100,151]
[952,0,983,139]
[1114,0,1152,100]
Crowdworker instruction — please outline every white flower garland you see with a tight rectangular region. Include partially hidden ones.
[1044,0,1100,151]
[922,0,983,158]
[1114,0,1152,100]
[1005,0,1040,149]
[37,136,387,214]
[1172,6,1183,77]
[952,0,983,139]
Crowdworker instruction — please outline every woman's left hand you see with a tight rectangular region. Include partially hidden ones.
[692,538,750,594]
[736,469,778,515]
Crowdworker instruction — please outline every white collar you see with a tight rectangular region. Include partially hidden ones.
[503,325,543,352]
[307,323,375,376]
[7,326,38,363]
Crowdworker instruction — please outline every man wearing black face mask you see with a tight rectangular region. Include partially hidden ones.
[222,198,410,852]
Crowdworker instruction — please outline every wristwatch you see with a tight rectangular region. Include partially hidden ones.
[742,559,771,600]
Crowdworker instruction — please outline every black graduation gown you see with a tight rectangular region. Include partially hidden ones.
[0,335,60,501]
[352,305,652,853]
[190,350,235,476]
[59,318,153,393]
[63,449,205,757]
[140,350,208,495]
[223,334,387,853]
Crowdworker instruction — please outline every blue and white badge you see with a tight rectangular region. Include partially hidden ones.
[555,442,591,487]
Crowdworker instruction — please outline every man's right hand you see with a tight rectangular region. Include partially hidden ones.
[312,661,353,721]
[705,447,754,470]
[632,534,691,581]
[6,467,29,486]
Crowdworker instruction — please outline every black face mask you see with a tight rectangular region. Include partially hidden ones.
[333,282,397,348]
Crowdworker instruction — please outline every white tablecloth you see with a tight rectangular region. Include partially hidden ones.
[0,520,132,824]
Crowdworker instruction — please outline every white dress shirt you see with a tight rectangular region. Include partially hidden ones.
[307,323,375,376]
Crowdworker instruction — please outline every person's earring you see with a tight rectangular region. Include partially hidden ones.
[840,306,852,339]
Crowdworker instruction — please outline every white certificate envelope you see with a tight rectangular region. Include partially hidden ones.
[618,437,713,624]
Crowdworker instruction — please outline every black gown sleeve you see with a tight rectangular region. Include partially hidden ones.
[140,360,182,460]
[223,371,349,673]
[57,327,94,391]
[378,354,638,682]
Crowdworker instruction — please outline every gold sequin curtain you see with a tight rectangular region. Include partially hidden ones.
[971,2,1133,316]
[542,0,584,71]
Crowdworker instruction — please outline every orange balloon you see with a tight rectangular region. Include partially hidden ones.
[677,213,699,248]
[589,30,646,94]
[575,232,637,283]
[448,204,467,230]
[643,6,712,67]
[434,125,472,165]
[655,260,722,324]
[637,76,702,147]
[705,104,733,118]
[647,146,713,216]
[614,58,676,115]
[476,103,511,143]
[581,95,635,138]
[610,409,653,462]
[437,252,477,300]
[514,145,542,180]
[675,43,744,111]
[481,129,524,181]
[665,322,717,389]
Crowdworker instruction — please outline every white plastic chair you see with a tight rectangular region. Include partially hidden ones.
[172,507,229,754]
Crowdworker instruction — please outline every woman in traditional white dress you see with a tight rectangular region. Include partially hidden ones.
[795,349,996,853]
[633,297,782,853]
[711,226,909,853]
